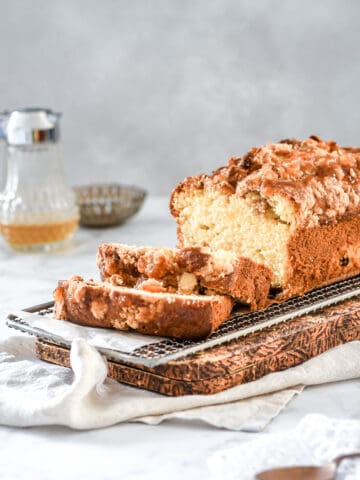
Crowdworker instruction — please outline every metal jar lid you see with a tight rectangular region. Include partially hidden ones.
[0,108,61,145]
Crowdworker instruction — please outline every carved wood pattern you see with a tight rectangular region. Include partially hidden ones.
[35,297,360,396]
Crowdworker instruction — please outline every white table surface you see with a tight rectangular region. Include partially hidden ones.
[0,196,359,480]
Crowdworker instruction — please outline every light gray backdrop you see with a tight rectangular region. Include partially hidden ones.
[0,0,359,195]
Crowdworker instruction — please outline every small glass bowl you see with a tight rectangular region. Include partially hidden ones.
[74,183,147,227]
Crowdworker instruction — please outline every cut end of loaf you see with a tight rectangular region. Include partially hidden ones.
[172,189,296,287]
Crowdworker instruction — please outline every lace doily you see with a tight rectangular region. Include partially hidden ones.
[208,414,360,480]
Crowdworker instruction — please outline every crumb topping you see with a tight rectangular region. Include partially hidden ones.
[177,136,360,227]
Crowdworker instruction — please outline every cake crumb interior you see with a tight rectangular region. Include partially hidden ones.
[174,190,296,286]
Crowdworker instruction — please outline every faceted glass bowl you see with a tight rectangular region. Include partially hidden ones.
[74,183,147,227]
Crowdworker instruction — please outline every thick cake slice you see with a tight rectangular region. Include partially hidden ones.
[170,136,360,299]
[54,276,233,340]
[97,243,272,309]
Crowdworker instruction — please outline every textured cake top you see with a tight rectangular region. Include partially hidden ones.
[172,136,360,227]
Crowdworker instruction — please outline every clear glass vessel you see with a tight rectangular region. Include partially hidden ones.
[0,108,79,252]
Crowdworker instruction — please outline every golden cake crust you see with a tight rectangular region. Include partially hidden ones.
[282,214,360,298]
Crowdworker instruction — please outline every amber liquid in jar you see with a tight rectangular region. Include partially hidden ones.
[1,217,79,252]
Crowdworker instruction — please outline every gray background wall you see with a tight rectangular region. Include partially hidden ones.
[0,0,359,195]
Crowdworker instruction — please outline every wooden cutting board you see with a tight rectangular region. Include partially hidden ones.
[35,297,360,396]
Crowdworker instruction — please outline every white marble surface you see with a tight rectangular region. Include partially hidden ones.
[0,196,359,480]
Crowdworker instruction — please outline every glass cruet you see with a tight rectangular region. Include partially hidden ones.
[0,108,79,252]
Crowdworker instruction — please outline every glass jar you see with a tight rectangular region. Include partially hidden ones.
[0,108,79,252]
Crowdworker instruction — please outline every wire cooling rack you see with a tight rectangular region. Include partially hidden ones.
[7,274,360,367]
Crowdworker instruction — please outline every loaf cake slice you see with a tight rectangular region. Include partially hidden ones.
[170,136,360,299]
[97,243,272,309]
[54,276,233,340]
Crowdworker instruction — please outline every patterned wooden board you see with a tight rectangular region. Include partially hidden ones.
[35,297,360,396]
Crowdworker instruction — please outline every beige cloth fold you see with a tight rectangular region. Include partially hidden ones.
[0,335,359,431]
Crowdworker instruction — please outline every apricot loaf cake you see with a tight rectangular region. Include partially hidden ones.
[54,276,233,340]
[97,243,272,309]
[170,136,360,299]
[54,135,360,341]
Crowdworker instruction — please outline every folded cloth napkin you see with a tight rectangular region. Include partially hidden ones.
[0,334,359,431]
[208,414,360,480]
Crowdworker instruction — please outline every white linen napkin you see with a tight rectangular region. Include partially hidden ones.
[0,334,359,431]
[208,414,360,480]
